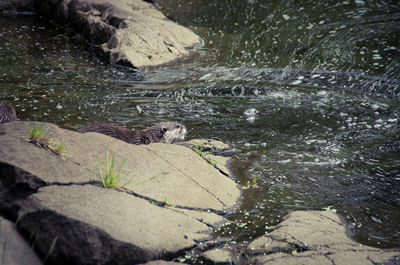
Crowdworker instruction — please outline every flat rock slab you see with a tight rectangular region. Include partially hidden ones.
[0,121,241,264]
[247,211,400,265]
[201,247,246,265]
[0,121,240,212]
[18,185,210,264]
[178,139,239,176]
[35,0,203,69]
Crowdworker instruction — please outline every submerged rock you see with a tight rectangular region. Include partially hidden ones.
[246,211,400,265]
[201,247,247,265]
[34,0,203,69]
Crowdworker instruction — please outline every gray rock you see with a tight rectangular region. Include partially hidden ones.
[178,139,239,176]
[0,217,42,265]
[247,211,400,265]
[0,120,241,264]
[34,0,203,69]
[179,139,232,154]
[139,261,185,265]
[17,185,210,264]
[0,121,241,213]
[201,247,246,265]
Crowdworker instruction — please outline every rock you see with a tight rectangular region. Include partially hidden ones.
[139,261,184,265]
[17,185,210,264]
[0,217,42,265]
[0,0,35,13]
[0,121,241,213]
[201,247,246,265]
[178,139,240,176]
[34,0,203,69]
[246,211,400,265]
[179,139,233,155]
[0,120,241,264]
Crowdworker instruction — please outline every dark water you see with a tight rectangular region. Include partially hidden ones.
[1,0,400,249]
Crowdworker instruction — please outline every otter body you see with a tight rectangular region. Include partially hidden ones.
[78,122,187,145]
[0,103,17,124]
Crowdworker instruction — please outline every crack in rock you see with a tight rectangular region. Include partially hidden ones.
[143,146,228,207]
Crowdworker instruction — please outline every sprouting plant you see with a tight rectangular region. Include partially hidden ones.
[28,124,47,139]
[196,144,219,167]
[322,206,337,213]
[97,152,133,189]
[26,124,67,159]
[196,144,205,157]
[48,141,66,159]
[27,124,49,146]
[162,196,176,208]
[207,157,218,167]
[244,177,259,189]
[55,142,65,155]
[265,225,276,231]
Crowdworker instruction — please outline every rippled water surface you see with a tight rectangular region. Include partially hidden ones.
[1,0,399,249]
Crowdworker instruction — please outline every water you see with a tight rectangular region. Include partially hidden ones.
[1,0,399,249]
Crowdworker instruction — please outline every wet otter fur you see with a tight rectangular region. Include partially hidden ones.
[0,103,17,124]
[78,122,187,145]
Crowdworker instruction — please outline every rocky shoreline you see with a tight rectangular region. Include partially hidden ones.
[1,0,400,264]
[1,0,203,69]
[1,121,399,265]
[0,121,241,264]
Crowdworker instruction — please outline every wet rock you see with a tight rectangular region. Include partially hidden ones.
[34,0,203,69]
[200,247,246,265]
[139,261,184,265]
[179,139,233,155]
[0,217,42,265]
[0,0,34,13]
[0,121,241,212]
[0,121,241,264]
[178,139,240,176]
[246,211,400,265]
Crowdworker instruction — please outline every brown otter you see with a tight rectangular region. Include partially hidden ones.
[0,103,17,124]
[78,121,187,145]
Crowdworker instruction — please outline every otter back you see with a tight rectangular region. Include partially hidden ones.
[77,123,151,145]
[78,122,187,145]
[0,103,17,124]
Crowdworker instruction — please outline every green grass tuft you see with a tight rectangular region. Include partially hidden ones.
[55,142,65,155]
[197,144,219,167]
[97,152,133,189]
[27,124,49,146]
[28,124,48,139]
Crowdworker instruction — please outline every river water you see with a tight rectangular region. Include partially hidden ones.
[1,0,399,248]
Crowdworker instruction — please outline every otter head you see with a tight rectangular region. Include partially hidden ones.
[146,122,187,144]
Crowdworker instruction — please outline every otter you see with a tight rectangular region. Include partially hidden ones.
[78,121,187,145]
[0,103,17,124]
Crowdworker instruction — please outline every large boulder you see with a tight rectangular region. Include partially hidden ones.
[246,211,400,265]
[34,0,203,69]
[0,121,241,264]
